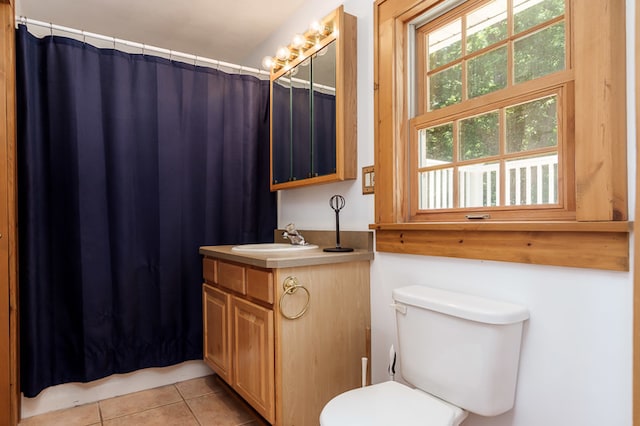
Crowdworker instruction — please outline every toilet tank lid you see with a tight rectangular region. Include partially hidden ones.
[393,285,529,325]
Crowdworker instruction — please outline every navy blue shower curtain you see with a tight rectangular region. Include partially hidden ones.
[15,26,276,397]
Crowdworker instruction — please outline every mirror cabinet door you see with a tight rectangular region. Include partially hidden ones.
[291,62,312,181]
[311,41,337,177]
[272,75,292,184]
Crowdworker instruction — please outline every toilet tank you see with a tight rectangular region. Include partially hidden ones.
[392,285,529,417]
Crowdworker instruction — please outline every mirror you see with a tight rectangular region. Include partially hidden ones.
[271,74,291,184]
[271,63,313,183]
[312,42,337,178]
[269,6,356,190]
[291,58,312,181]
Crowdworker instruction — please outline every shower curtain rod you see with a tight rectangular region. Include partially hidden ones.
[16,16,270,78]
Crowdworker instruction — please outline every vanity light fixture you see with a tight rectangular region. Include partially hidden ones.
[261,14,336,73]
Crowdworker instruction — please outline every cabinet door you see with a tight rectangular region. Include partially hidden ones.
[203,284,232,384]
[232,296,275,424]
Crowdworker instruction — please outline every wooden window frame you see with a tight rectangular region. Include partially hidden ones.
[372,0,630,271]
[411,0,573,221]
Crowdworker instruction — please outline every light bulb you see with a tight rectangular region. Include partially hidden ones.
[309,20,323,34]
[291,34,306,49]
[261,56,274,70]
[276,46,290,61]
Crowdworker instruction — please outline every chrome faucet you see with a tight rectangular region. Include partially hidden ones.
[282,223,307,245]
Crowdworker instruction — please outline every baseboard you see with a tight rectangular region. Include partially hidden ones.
[20,360,213,419]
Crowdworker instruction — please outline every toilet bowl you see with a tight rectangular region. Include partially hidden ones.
[320,285,529,425]
[320,381,468,426]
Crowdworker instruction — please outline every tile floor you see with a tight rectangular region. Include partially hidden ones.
[18,375,269,426]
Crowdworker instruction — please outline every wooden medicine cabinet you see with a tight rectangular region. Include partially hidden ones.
[269,5,357,191]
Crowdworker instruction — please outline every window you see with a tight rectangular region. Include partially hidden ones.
[373,0,629,271]
[410,0,572,221]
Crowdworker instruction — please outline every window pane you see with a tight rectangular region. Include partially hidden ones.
[419,168,454,209]
[467,46,507,99]
[514,22,565,83]
[506,95,557,153]
[418,124,453,167]
[428,19,462,70]
[459,111,499,161]
[466,0,507,54]
[506,154,558,205]
[458,162,500,207]
[429,64,462,110]
[514,0,565,34]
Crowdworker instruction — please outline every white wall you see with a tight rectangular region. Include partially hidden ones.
[246,0,637,425]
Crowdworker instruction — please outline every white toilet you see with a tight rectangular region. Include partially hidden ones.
[320,285,529,426]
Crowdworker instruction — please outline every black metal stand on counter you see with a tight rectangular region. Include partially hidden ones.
[324,194,354,253]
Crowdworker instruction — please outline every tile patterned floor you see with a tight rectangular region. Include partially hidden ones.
[19,375,269,426]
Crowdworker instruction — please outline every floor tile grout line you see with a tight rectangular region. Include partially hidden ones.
[174,383,187,401]
[174,383,205,426]
[98,384,187,422]
[100,399,186,422]
[97,401,104,426]
[182,396,204,426]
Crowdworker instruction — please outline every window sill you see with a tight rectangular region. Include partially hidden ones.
[369,221,632,271]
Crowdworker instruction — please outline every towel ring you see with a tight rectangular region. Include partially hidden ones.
[279,276,310,320]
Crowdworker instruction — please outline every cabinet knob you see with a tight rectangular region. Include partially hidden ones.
[279,276,310,320]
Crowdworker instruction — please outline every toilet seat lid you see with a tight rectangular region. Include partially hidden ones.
[320,381,468,426]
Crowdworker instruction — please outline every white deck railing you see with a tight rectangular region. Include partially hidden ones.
[419,154,558,209]
[504,155,557,206]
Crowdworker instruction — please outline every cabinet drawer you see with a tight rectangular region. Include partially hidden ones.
[218,261,246,294]
[203,257,217,283]
[246,268,274,304]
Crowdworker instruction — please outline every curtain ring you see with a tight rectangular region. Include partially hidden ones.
[193,55,198,66]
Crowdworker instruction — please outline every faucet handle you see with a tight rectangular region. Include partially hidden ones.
[285,223,297,233]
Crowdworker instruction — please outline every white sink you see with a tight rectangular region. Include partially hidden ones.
[231,243,319,253]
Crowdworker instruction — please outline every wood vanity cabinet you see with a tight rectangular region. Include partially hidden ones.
[201,255,371,425]
[203,258,275,422]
